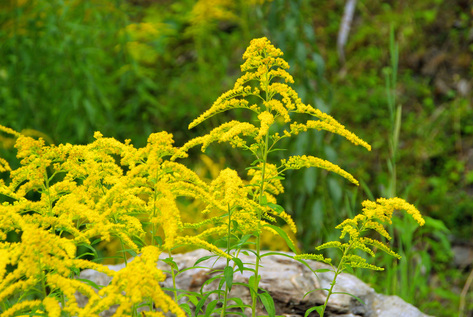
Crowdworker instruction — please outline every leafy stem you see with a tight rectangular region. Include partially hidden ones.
[221,204,232,317]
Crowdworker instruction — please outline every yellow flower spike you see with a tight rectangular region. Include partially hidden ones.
[209,168,245,204]
[175,236,231,259]
[0,278,37,304]
[290,120,371,151]
[0,157,12,172]
[276,211,297,234]
[193,225,228,240]
[241,37,285,70]
[256,111,275,142]
[179,121,258,156]
[0,124,21,137]
[294,253,332,265]
[352,240,376,257]
[1,300,42,317]
[360,237,401,259]
[264,99,290,122]
[339,225,360,240]
[364,220,391,240]
[189,92,250,129]
[343,254,384,271]
[78,245,185,316]
[315,240,343,251]
[373,197,425,226]
[42,296,61,317]
[360,197,425,226]
[248,163,284,196]
[282,155,359,185]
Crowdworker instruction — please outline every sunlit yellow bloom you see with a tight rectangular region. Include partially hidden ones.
[294,253,332,265]
[42,296,61,317]
[343,254,384,271]
[256,111,274,142]
[0,157,11,172]
[359,237,400,259]
[248,163,284,196]
[264,99,290,122]
[315,240,343,251]
[176,236,231,259]
[0,124,21,137]
[177,121,258,158]
[1,299,42,317]
[359,197,425,226]
[282,155,359,185]
[189,91,250,129]
[277,211,297,234]
[290,119,371,150]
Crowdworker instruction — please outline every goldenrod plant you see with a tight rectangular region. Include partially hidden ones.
[0,37,424,317]
[295,197,424,317]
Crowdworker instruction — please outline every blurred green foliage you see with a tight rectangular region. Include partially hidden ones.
[1,0,472,315]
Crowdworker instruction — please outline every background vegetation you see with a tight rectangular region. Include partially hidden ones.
[1,0,472,316]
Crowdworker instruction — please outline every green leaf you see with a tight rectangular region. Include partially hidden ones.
[233,257,244,274]
[263,224,297,253]
[250,159,264,166]
[226,296,250,311]
[224,265,234,291]
[218,277,225,290]
[302,288,330,299]
[231,234,252,249]
[260,251,293,259]
[153,236,163,246]
[266,202,284,214]
[195,293,211,316]
[261,195,268,205]
[205,299,220,317]
[180,303,192,316]
[248,275,260,296]
[258,291,275,317]
[194,255,216,266]
[162,257,178,271]
[305,305,324,317]
[75,278,103,290]
[77,242,99,258]
[177,293,200,304]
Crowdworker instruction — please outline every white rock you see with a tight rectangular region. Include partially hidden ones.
[76,249,433,317]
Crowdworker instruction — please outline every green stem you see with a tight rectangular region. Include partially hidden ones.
[151,189,158,247]
[119,237,128,266]
[41,269,48,298]
[320,269,342,317]
[321,226,363,315]
[251,132,270,317]
[221,204,232,317]
[169,252,178,302]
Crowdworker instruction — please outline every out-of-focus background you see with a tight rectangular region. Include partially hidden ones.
[1,0,472,315]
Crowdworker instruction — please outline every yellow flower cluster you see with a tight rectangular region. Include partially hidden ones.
[182,37,369,199]
[360,197,425,226]
[176,121,258,158]
[290,119,371,151]
[281,155,359,185]
[0,37,421,317]
[300,197,424,272]
[256,111,275,141]
[0,125,244,315]
[77,246,185,317]
[175,37,375,264]
[248,163,284,199]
